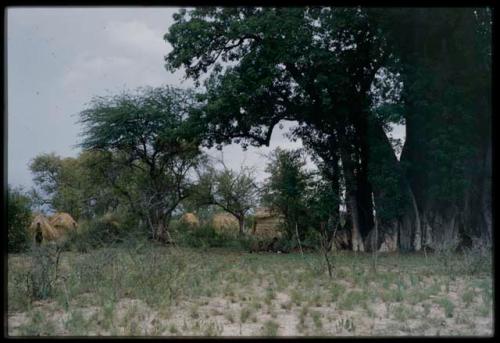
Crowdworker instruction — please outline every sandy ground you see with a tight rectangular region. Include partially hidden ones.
[7,249,493,337]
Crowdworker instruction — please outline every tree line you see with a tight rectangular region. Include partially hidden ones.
[9,7,491,253]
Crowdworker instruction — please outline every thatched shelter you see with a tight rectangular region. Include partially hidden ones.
[180,212,200,229]
[252,207,284,239]
[211,212,239,234]
[29,213,60,243]
[100,212,120,228]
[49,212,78,235]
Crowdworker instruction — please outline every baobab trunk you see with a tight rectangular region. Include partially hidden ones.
[348,193,365,252]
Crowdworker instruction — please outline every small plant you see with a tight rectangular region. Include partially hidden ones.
[190,304,200,319]
[392,304,411,321]
[203,320,223,336]
[329,282,346,302]
[291,289,303,306]
[64,309,88,335]
[261,320,279,336]
[225,311,235,323]
[311,311,323,329]
[240,306,253,323]
[462,289,475,307]
[438,297,455,318]
[18,308,57,336]
[280,301,292,310]
[338,290,368,310]
[336,317,355,333]
[26,243,64,301]
[264,287,276,305]
[169,323,179,335]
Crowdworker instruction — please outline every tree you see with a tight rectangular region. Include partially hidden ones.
[369,8,492,250]
[29,151,121,221]
[29,153,79,217]
[165,7,391,251]
[8,185,33,252]
[262,148,310,240]
[165,7,491,252]
[195,160,259,236]
[78,86,204,242]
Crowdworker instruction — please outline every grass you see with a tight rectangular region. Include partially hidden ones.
[240,306,253,323]
[438,297,455,318]
[7,245,493,337]
[311,310,323,329]
[338,290,369,311]
[262,320,279,336]
[329,282,346,302]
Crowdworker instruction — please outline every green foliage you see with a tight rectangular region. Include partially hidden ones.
[77,86,205,241]
[193,162,259,235]
[262,148,310,239]
[27,244,62,300]
[165,6,492,252]
[173,224,242,249]
[7,185,32,253]
[375,8,491,206]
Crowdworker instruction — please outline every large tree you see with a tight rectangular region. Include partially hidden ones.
[369,8,492,250]
[165,7,401,251]
[78,86,204,242]
[165,6,491,252]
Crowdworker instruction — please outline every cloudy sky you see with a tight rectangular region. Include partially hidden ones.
[7,7,404,189]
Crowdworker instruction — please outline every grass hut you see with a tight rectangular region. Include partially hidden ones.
[211,212,239,235]
[252,208,284,239]
[180,212,200,229]
[49,212,78,235]
[29,213,60,243]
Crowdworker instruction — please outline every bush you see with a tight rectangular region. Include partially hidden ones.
[173,223,244,249]
[68,212,140,250]
[7,186,32,253]
[28,244,62,300]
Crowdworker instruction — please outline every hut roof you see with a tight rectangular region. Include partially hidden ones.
[180,212,200,227]
[212,212,239,231]
[254,207,282,219]
[29,213,60,241]
[49,212,78,231]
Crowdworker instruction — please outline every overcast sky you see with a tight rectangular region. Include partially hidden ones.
[7,7,404,189]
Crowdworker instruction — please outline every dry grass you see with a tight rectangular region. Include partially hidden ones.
[7,245,493,337]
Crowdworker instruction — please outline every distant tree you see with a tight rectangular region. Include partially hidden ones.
[262,148,310,240]
[78,86,204,242]
[305,172,341,239]
[8,185,32,252]
[29,151,120,221]
[29,153,85,219]
[194,160,259,236]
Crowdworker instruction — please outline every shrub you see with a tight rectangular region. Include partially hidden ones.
[438,297,455,318]
[68,211,140,250]
[261,320,279,336]
[174,223,241,249]
[28,244,62,300]
[7,186,32,253]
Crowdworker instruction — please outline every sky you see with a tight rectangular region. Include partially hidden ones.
[7,7,404,189]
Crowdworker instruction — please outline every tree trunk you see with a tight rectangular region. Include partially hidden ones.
[409,186,422,251]
[368,117,420,252]
[337,123,365,252]
[481,137,492,246]
[149,209,171,244]
[237,216,245,237]
[347,193,364,252]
